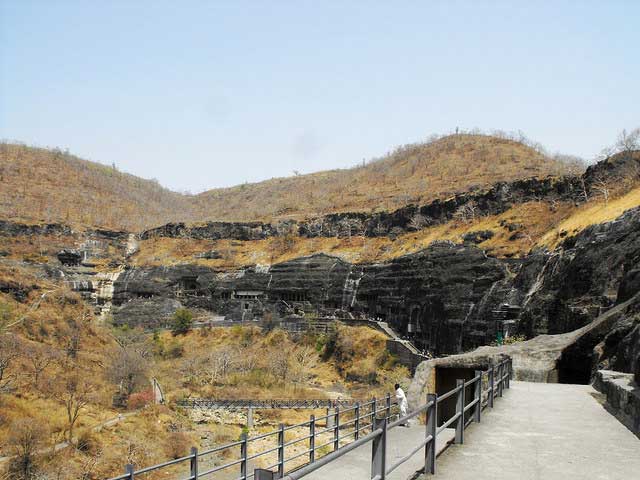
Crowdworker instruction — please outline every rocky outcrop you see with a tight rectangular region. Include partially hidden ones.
[510,206,640,340]
[354,242,508,354]
[407,291,640,403]
[57,249,82,266]
[0,220,73,237]
[0,278,38,302]
[140,175,584,242]
[140,221,295,241]
[0,219,128,240]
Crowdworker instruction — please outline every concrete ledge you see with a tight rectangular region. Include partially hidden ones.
[594,370,640,437]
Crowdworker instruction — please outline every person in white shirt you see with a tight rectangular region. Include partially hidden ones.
[395,383,409,427]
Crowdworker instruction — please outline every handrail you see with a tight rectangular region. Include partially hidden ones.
[437,384,461,402]
[108,358,513,480]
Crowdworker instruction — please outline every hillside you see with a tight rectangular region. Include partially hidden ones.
[193,134,581,221]
[0,135,581,231]
[0,143,193,231]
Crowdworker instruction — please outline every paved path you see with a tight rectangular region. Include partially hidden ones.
[433,381,640,480]
[304,424,455,479]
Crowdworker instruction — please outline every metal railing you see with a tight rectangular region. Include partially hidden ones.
[108,394,397,480]
[108,358,513,480]
[277,357,513,480]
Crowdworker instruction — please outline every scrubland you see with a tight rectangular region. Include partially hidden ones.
[0,264,407,479]
[0,133,579,231]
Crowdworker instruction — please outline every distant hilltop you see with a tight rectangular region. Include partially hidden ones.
[0,133,581,231]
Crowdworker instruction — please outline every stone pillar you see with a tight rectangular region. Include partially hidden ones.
[247,408,254,429]
[326,408,335,429]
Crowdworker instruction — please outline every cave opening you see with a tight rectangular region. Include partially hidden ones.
[557,347,593,385]
[435,365,485,426]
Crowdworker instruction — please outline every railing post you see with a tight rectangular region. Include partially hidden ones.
[333,406,340,451]
[125,464,134,480]
[455,379,465,444]
[425,393,437,475]
[354,402,360,440]
[309,414,315,464]
[255,469,275,480]
[507,359,512,388]
[498,363,503,398]
[371,416,387,480]
[474,371,482,423]
[385,393,391,419]
[190,447,198,480]
[371,398,377,426]
[240,434,248,480]
[326,407,334,429]
[277,423,284,479]
[488,366,495,408]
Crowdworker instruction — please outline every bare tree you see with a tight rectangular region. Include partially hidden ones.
[107,347,148,396]
[338,218,365,239]
[305,217,325,236]
[580,177,590,202]
[592,177,611,205]
[408,213,430,231]
[57,370,95,443]
[112,326,154,359]
[23,343,57,389]
[453,201,479,223]
[203,345,238,384]
[267,348,291,381]
[0,334,20,393]
[616,128,640,157]
[599,127,640,161]
[6,419,47,480]
[290,345,317,386]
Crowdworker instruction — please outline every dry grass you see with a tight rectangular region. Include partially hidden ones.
[0,264,406,479]
[1,134,578,231]
[193,134,578,222]
[131,199,584,264]
[536,186,640,248]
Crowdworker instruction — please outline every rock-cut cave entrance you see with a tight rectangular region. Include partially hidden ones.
[435,365,485,426]
[556,344,594,385]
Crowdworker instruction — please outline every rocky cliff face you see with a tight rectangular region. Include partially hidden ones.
[3,153,639,382]
[110,244,509,354]
[110,205,640,381]
[0,221,133,318]
[140,175,585,241]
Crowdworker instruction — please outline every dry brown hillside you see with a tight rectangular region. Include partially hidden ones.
[193,134,580,221]
[0,143,193,231]
[0,135,581,231]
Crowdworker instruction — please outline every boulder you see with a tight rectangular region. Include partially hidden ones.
[57,249,82,266]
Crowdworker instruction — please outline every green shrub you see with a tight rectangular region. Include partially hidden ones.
[171,308,193,336]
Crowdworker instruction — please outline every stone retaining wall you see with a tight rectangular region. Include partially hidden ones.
[593,370,640,437]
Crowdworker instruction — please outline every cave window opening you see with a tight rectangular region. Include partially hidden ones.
[280,291,307,302]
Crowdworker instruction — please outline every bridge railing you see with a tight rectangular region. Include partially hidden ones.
[108,358,513,480]
[278,357,512,480]
[108,395,397,480]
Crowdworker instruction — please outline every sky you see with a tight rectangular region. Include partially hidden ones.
[1,1,638,193]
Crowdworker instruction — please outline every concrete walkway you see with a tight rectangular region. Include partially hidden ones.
[433,381,640,480]
[304,424,455,479]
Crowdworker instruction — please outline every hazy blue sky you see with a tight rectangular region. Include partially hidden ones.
[1,1,638,193]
